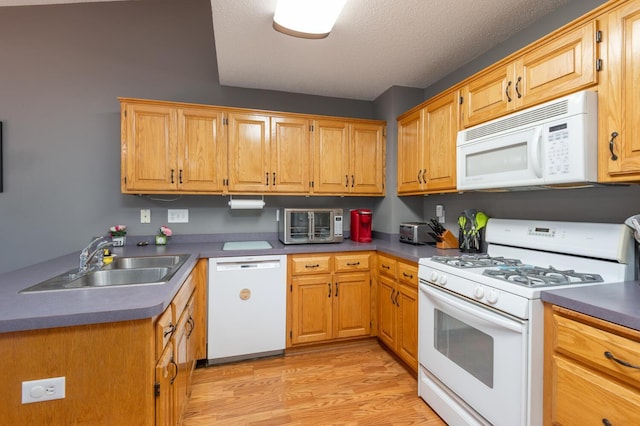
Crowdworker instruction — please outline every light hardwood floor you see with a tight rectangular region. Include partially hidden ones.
[182,339,445,425]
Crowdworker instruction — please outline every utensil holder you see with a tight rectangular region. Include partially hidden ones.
[436,230,459,249]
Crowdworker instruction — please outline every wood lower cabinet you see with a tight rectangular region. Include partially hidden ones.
[0,259,206,425]
[397,89,458,195]
[544,304,640,425]
[461,20,597,128]
[376,253,418,372]
[288,252,372,346]
[598,0,640,182]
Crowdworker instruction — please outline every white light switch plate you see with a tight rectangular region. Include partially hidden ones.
[168,209,189,223]
[140,209,151,224]
[22,377,65,404]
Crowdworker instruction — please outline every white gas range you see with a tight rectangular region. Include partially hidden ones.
[417,219,635,426]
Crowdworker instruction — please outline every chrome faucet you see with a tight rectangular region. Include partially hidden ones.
[78,237,114,274]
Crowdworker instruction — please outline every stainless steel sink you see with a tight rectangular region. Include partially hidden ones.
[20,254,189,293]
[104,254,188,270]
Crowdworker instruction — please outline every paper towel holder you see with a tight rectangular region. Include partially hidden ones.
[228,195,266,210]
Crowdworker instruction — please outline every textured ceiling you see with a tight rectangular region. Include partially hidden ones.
[211,0,572,100]
[1,0,573,101]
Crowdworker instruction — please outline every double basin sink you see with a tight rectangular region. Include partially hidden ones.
[20,254,189,293]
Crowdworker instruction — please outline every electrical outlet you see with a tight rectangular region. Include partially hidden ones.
[436,205,445,222]
[22,377,65,404]
[140,209,151,224]
[168,209,189,223]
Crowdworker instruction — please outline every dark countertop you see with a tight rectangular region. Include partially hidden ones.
[541,281,640,332]
[0,237,456,334]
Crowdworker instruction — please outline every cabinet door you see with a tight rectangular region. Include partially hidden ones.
[123,103,177,191]
[461,64,514,128]
[396,283,418,371]
[377,275,396,349]
[155,344,175,426]
[227,113,270,192]
[600,2,640,180]
[177,107,226,192]
[350,122,385,194]
[333,272,371,339]
[518,21,597,109]
[271,116,311,193]
[173,310,190,424]
[290,274,333,344]
[312,119,350,194]
[397,109,424,194]
[423,91,458,192]
[191,259,208,361]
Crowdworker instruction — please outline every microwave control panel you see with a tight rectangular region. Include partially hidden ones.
[334,216,343,237]
[546,123,570,176]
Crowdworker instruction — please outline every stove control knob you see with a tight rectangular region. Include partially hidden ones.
[437,274,447,285]
[486,290,499,304]
[429,271,439,282]
[473,286,485,299]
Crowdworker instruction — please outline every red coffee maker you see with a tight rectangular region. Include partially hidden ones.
[350,209,372,242]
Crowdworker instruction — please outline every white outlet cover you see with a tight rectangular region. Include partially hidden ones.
[22,376,65,404]
[140,209,151,224]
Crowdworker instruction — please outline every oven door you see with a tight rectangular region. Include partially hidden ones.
[418,282,528,426]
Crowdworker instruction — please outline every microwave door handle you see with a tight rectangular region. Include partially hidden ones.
[530,127,543,178]
[308,212,314,241]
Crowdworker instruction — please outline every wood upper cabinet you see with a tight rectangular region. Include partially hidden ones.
[461,20,598,128]
[288,252,372,346]
[544,305,640,425]
[227,113,311,194]
[397,90,458,195]
[121,99,226,194]
[598,0,640,182]
[313,119,385,195]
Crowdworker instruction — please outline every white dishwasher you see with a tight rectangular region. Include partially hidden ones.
[207,255,287,364]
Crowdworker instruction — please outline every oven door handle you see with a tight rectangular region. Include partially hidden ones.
[420,283,526,333]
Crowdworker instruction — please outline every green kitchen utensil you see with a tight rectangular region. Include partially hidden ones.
[475,212,488,230]
[458,215,467,249]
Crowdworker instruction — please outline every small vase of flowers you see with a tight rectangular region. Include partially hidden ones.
[155,225,172,245]
[109,225,127,247]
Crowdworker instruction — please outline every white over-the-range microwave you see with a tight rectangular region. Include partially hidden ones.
[456,90,598,191]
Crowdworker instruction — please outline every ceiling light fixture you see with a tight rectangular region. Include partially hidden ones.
[273,0,347,39]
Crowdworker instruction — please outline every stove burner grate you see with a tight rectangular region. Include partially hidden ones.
[483,266,604,287]
[430,254,522,269]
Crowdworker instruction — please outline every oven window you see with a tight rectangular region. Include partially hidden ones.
[434,309,494,388]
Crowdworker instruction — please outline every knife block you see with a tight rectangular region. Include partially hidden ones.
[436,230,459,249]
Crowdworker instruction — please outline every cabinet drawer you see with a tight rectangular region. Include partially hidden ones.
[377,253,397,278]
[553,313,640,389]
[397,261,418,287]
[155,307,174,358]
[334,253,370,272]
[172,273,195,320]
[290,255,332,275]
[552,355,640,425]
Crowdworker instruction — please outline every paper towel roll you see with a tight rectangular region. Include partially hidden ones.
[228,199,265,209]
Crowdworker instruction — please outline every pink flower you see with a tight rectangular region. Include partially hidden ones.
[109,225,127,237]
[160,225,172,237]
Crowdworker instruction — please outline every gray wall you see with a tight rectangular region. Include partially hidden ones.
[0,0,377,274]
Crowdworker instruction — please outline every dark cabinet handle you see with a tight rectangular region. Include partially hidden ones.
[351,175,354,187]
[305,264,320,269]
[515,76,522,98]
[609,132,619,161]
[163,323,175,338]
[170,169,175,184]
[335,282,339,297]
[417,170,422,184]
[345,175,349,187]
[423,169,427,182]
[328,283,331,298]
[273,172,276,186]
[505,81,512,102]
[187,316,195,338]
[403,272,414,279]
[604,351,640,369]
[169,357,179,384]
[381,264,390,270]
[265,173,269,185]
[390,289,396,303]
[347,262,360,266]
[602,419,612,426]
[179,169,183,184]
[394,291,400,307]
